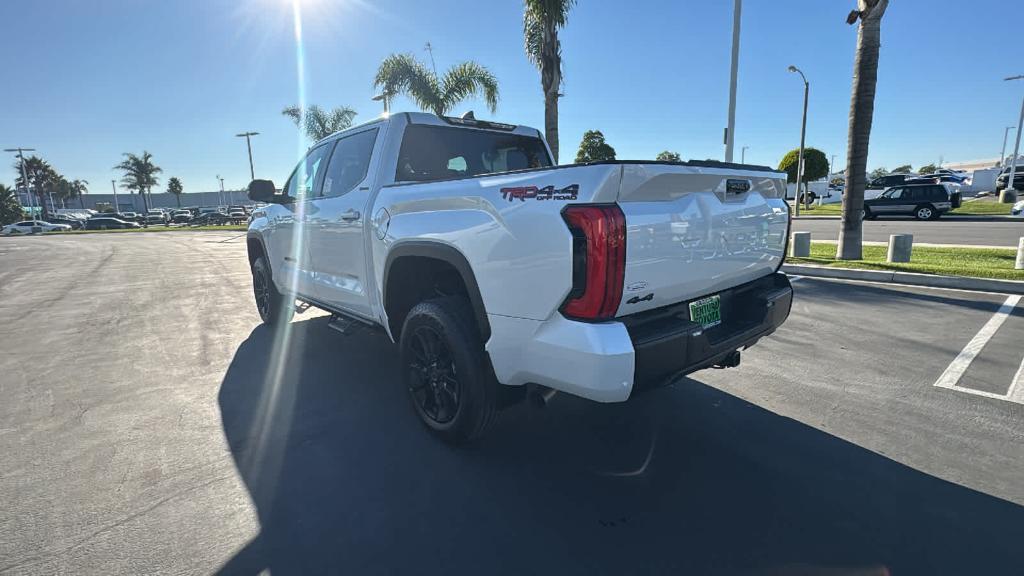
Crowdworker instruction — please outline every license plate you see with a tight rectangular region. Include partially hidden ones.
[689,294,722,329]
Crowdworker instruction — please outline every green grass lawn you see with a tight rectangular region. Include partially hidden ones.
[45,225,247,235]
[788,242,1024,281]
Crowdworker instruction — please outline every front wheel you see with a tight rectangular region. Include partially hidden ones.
[400,296,497,444]
[251,255,294,325]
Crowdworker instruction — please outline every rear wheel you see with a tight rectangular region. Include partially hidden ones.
[251,255,293,325]
[400,296,496,444]
[862,207,875,220]
[914,205,935,221]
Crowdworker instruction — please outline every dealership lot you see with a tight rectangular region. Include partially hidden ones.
[1,232,1023,575]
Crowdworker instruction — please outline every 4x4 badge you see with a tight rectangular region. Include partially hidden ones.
[500,184,579,202]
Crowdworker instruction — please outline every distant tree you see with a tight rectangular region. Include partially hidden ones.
[115,151,162,214]
[656,150,682,162]
[891,164,912,174]
[523,0,576,163]
[918,163,937,174]
[374,53,499,117]
[282,105,358,142]
[68,179,89,208]
[778,147,829,183]
[0,183,24,225]
[575,130,616,163]
[167,177,184,207]
[868,167,889,180]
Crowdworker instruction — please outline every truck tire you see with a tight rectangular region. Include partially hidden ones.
[251,255,293,325]
[400,296,497,444]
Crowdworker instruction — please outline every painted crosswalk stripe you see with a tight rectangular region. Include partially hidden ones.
[934,295,1021,391]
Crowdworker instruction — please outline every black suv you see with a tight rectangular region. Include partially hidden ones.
[863,183,957,220]
[995,167,1024,193]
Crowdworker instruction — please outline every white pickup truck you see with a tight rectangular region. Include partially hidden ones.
[246,112,793,443]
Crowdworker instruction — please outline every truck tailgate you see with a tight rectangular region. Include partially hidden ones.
[614,163,789,316]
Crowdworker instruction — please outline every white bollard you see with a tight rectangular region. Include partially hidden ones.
[790,231,811,258]
[887,234,913,263]
[1016,237,1024,270]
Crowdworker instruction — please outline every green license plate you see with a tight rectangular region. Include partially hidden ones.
[689,294,722,329]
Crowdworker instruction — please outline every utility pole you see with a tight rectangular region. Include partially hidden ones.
[235,132,259,181]
[724,0,742,163]
[788,65,810,214]
[1005,75,1024,195]
[4,147,36,220]
[217,176,226,207]
[111,180,119,213]
[1001,126,1016,166]
[424,41,437,76]
[741,146,749,164]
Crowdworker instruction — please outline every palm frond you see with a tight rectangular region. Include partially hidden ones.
[441,61,499,115]
[523,11,544,68]
[375,53,444,115]
[281,106,303,127]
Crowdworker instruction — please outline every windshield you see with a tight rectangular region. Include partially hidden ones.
[396,124,551,182]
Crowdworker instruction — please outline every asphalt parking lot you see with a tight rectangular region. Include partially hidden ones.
[2,232,1023,575]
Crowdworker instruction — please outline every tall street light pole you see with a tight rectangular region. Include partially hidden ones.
[1000,126,1016,167]
[4,147,35,218]
[724,0,742,162]
[235,132,259,181]
[111,180,119,213]
[741,146,749,164]
[372,93,390,116]
[788,65,810,215]
[217,175,225,207]
[1006,75,1024,196]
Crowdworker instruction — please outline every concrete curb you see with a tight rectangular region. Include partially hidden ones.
[782,263,1024,295]
[791,214,1018,221]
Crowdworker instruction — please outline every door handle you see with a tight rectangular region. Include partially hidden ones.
[339,210,360,221]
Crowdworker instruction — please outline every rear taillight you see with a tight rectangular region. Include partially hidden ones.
[560,204,626,321]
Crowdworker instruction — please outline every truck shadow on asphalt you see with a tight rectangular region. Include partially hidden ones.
[216,317,1024,576]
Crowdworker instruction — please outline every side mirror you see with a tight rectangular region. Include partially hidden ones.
[248,179,278,203]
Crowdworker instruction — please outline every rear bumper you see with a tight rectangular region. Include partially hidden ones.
[484,273,793,403]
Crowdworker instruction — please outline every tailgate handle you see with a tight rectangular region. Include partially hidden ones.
[726,179,751,194]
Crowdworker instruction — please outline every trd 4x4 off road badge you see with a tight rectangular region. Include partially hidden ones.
[500,184,579,202]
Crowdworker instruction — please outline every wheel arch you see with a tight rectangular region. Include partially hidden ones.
[383,241,491,342]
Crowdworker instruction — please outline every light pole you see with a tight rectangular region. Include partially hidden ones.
[372,93,390,116]
[217,176,226,207]
[724,0,742,162]
[788,65,810,214]
[741,146,749,164]
[235,132,259,181]
[1006,75,1024,196]
[1000,126,1016,167]
[110,180,119,213]
[4,147,35,219]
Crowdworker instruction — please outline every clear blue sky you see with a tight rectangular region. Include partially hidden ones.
[1,0,1020,194]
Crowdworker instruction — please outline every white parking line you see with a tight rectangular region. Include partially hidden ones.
[1006,358,1024,403]
[933,294,1023,404]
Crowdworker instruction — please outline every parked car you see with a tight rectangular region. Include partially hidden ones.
[245,111,793,443]
[1011,199,1024,217]
[191,211,231,226]
[171,210,193,223]
[863,183,955,220]
[84,217,142,230]
[2,220,73,234]
[145,213,168,225]
[995,167,1024,193]
[228,209,248,223]
[43,215,85,230]
[867,174,913,190]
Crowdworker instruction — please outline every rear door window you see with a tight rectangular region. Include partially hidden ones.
[321,128,379,198]
[396,124,551,183]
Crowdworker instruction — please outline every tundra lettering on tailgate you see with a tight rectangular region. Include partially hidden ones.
[500,184,579,202]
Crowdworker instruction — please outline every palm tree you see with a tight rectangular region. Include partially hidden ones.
[70,179,89,209]
[281,105,358,142]
[836,0,889,261]
[167,177,184,207]
[523,0,575,163]
[115,151,162,214]
[374,53,499,117]
[0,183,24,226]
[14,156,58,220]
